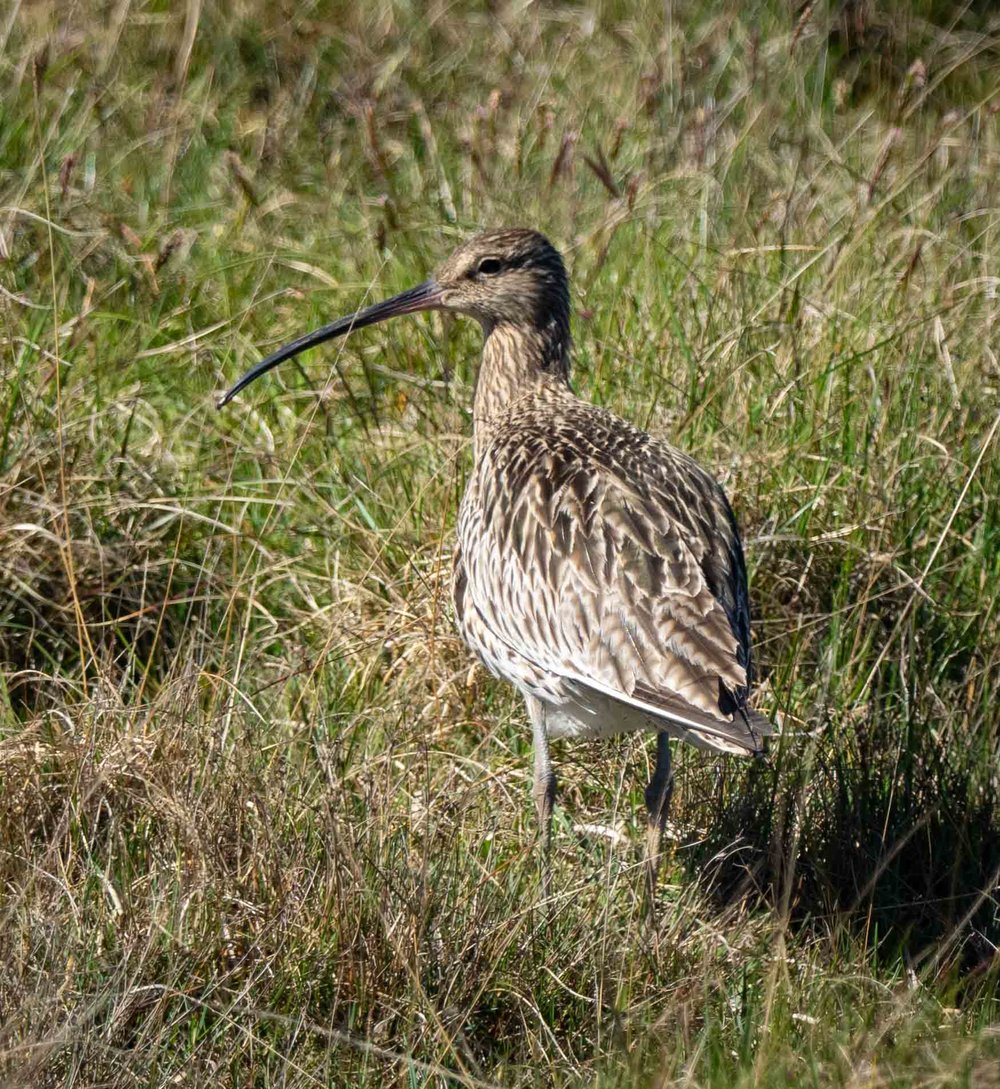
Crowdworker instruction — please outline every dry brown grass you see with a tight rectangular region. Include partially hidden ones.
[1,0,999,1085]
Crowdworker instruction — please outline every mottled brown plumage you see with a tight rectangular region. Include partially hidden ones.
[220,228,772,902]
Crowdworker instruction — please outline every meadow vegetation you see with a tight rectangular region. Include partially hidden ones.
[1,1,999,1084]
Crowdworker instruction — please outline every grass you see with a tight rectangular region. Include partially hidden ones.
[1,0,999,1084]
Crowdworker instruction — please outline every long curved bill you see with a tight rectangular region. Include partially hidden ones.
[217,279,443,408]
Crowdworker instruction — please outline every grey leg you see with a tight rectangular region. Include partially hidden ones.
[526,696,557,901]
[644,731,673,908]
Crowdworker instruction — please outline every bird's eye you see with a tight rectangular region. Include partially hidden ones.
[476,257,503,276]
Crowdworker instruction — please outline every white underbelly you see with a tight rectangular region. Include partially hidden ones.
[457,628,660,742]
[530,687,661,740]
[455,584,679,742]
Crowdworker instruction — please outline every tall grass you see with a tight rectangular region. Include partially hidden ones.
[1,1,999,1085]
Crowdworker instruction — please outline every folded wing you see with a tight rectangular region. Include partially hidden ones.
[458,417,770,754]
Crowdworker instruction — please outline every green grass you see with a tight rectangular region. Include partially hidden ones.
[1,0,999,1085]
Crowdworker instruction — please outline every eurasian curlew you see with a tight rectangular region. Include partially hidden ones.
[220,228,772,903]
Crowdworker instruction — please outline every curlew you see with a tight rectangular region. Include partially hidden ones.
[220,228,772,902]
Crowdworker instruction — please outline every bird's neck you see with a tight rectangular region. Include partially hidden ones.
[473,316,571,441]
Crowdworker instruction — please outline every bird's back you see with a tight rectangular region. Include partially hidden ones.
[453,385,770,753]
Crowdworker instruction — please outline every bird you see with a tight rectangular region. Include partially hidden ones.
[219,228,772,904]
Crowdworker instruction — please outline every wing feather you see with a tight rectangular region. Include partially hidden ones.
[456,400,771,753]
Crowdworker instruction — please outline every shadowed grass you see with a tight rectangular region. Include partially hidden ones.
[1,1,999,1085]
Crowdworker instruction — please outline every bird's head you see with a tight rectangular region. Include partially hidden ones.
[431,228,569,330]
[218,228,569,407]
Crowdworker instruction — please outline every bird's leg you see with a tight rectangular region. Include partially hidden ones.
[527,696,557,902]
[644,731,674,910]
